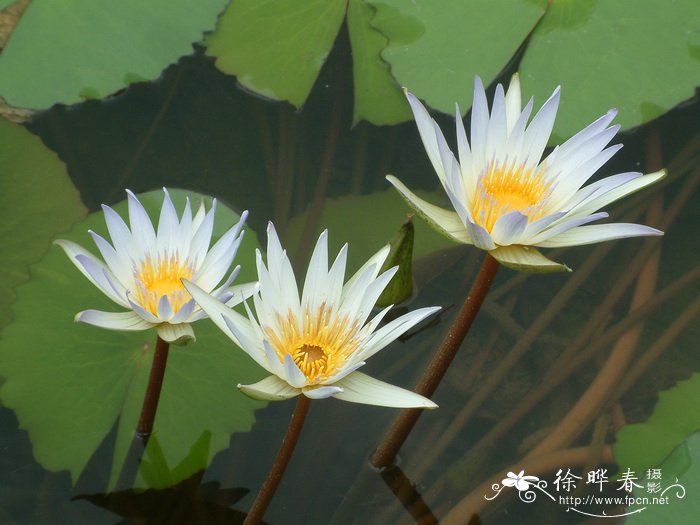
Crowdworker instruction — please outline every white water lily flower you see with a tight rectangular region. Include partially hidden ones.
[387,75,665,272]
[55,189,249,344]
[184,224,440,408]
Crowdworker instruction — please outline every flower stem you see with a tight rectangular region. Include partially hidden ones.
[371,254,500,469]
[244,395,312,525]
[136,335,170,442]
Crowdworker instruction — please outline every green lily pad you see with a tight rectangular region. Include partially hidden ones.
[0,117,86,327]
[0,0,229,109]
[284,187,455,273]
[347,0,411,125]
[0,189,265,489]
[625,430,700,523]
[366,0,546,116]
[615,373,700,480]
[205,0,347,108]
[520,0,700,140]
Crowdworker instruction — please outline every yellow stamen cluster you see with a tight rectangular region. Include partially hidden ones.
[265,304,361,384]
[134,254,194,316]
[471,161,552,232]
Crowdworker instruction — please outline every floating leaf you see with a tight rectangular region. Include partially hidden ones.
[347,0,411,125]
[366,0,546,115]
[0,116,86,327]
[615,373,700,478]
[206,0,346,108]
[0,0,229,109]
[520,0,700,140]
[0,189,265,489]
[625,430,700,523]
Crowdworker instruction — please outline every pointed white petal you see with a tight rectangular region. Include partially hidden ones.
[54,240,128,307]
[283,354,308,389]
[333,372,437,408]
[170,298,197,323]
[73,253,130,307]
[223,281,261,307]
[156,295,174,321]
[126,190,156,252]
[360,306,440,361]
[183,279,270,370]
[489,245,571,273]
[491,211,529,246]
[88,230,131,285]
[343,244,390,295]
[187,204,217,268]
[465,218,496,250]
[568,170,666,218]
[157,322,195,345]
[239,376,300,401]
[528,212,609,245]
[303,385,344,399]
[302,230,329,312]
[325,243,348,310]
[470,76,490,170]
[455,102,472,174]
[504,73,522,133]
[76,310,154,331]
[404,89,449,186]
[386,175,471,244]
[537,223,663,248]
[521,86,560,168]
[101,204,136,261]
[156,188,179,252]
[126,293,161,323]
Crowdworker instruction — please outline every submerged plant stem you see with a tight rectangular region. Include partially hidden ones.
[244,395,312,525]
[136,335,170,442]
[371,255,500,469]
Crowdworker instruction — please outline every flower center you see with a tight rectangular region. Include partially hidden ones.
[471,161,552,232]
[265,304,361,384]
[134,254,194,316]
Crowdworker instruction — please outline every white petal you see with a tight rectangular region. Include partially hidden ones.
[536,223,663,248]
[325,243,348,310]
[194,222,244,291]
[465,218,496,250]
[333,372,437,408]
[470,76,490,171]
[238,376,300,401]
[520,86,560,168]
[528,212,609,245]
[183,279,270,370]
[156,295,174,321]
[455,102,472,174]
[568,170,666,218]
[487,83,508,159]
[74,253,130,307]
[88,230,131,285]
[76,310,154,331]
[342,244,390,296]
[504,73,522,133]
[404,89,449,187]
[349,266,398,327]
[126,190,156,252]
[489,245,571,273]
[187,203,217,268]
[264,223,301,314]
[283,354,308,389]
[360,306,441,361]
[303,385,343,399]
[386,175,472,244]
[54,240,129,308]
[155,188,179,255]
[170,299,197,324]
[101,204,136,261]
[157,322,195,345]
[491,211,528,246]
[223,281,261,307]
[301,230,329,313]
[126,293,161,323]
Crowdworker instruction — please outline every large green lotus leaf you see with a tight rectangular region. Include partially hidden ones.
[625,430,700,523]
[347,0,411,125]
[520,0,700,141]
[0,117,86,327]
[366,0,546,115]
[0,189,265,489]
[284,188,454,273]
[205,0,347,108]
[0,0,229,109]
[614,373,700,480]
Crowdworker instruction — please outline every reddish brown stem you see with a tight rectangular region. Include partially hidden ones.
[136,335,170,441]
[244,395,312,525]
[371,255,500,468]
